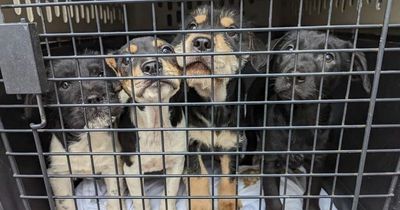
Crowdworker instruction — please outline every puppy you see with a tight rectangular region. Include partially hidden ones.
[173,5,267,210]
[247,30,371,210]
[106,37,185,210]
[43,53,126,210]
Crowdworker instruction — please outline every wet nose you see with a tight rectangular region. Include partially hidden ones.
[86,94,105,104]
[142,60,162,76]
[193,37,212,52]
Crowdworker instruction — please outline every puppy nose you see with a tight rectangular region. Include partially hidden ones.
[86,94,104,104]
[142,60,161,76]
[193,37,212,52]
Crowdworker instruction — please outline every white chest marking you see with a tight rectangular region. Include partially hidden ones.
[130,106,187,172]
[49,131,122,174]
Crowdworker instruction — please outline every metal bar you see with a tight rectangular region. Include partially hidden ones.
[351,0,394,209]
[29,95,56,210]
[16,193,397,199]
[0,118,32,210]
[7,148,400,156]
[41,48,380,59]
[11,171,400,179]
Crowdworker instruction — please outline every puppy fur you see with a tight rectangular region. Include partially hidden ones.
[43,53,126,210]
[246,30,371,210]
[106,37,185,210]
[172,5,267,210]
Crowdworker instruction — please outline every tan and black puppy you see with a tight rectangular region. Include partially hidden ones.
[106,37,185,210]
[172,5,267,210]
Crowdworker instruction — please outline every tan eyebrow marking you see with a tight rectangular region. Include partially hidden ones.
[153,39,167,47]
[194,15,207,24]
[127,44,137,53]
[220,17,234,27]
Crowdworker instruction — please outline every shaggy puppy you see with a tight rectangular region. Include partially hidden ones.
[246,30,371,210]
[106,37,185,210]
[172,5,267,210]
[43,53,125,210]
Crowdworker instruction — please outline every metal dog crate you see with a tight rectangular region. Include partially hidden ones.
[0,0,399,210]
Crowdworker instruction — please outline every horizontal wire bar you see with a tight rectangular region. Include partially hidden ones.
[3,98,400,109]
[5,148,400,156]
[2,123,400,133]
[0,125,367,133]
[36,24,385,37]
[12,171,400,179]
[17,193,395,200]
[42,48,379,59]
[0,0,212,8]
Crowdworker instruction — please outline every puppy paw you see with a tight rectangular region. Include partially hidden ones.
[189,199,213,210]
[56,199,76,210]
[218,199,242,210]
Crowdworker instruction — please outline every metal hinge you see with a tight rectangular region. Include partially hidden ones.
[0,19,48,94]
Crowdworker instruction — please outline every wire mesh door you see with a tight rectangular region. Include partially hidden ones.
[0,1,399,210]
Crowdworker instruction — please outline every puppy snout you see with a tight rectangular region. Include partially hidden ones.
[86,94,105,104]
[193,37,212,52]
[141,60,162,76]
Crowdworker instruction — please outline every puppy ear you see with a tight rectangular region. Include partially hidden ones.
[248,33,268,71]
[353,51,371,94]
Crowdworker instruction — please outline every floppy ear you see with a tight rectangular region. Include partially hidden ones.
[266,32,291,63]
[248,33,268,71]
[353,51,371,94]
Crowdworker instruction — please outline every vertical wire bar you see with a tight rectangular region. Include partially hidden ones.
[305,0,334,209]
[94,4,124,209]
[283,0,304,208]
[259,0,274,208]
[383,156,400,210]
[121,4,146,209]
[67,2,100,208]
[36,2,70,209]
[0,118,32,210]
[351,0,393,209]
[37,2,79,208]
[235,0,244,207]
[151,3,169,210]
[209,1,215,209]
[179,2,192,208]
[30,95,56,210]
[329,0,363,209]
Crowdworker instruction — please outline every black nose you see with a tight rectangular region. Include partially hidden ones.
[86,94,104,104]
[142,60,161,75]
[193,37,212,52]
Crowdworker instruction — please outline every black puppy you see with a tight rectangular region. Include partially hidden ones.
[247,30,371,210]
[172,5,267,210]
[38,52,126,210]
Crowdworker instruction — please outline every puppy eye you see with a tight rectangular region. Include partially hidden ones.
[122,57,130,65]
[161,45,174,54]
[188,22,197,30]
[286,44,295,51]
[296,76,306,83]
[325,53,334,62]
[61,81,70,89]
[226,26,238,37]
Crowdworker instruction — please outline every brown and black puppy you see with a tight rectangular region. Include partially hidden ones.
[172,5,267,210]
[106,37,185,210]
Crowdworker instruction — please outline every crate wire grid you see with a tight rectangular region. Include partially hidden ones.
[0,0,399,210]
